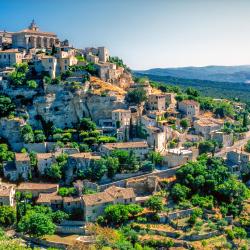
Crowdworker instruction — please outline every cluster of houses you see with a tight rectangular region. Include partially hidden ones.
[0,20,131,86]
[0,20,249,225]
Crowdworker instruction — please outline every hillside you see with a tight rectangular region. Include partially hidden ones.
[136,65,250,83]
[135,72,250,103]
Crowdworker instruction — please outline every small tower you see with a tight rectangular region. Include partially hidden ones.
[29,19,39,31]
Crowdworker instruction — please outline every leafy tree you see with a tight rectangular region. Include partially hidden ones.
[0,206,16,227]
[198,140,217,155]
[244,140,250,153]
[171,183,191,202]
[51,210,69,224]
[149,151,163,166]
[79,118,97,131]
[0,144,14,162]
[0,95,15,118]
[84,159,107,181]
[17,211,55,237]
[45,163,62,181]
[21,124,34,143]
[242,112,248,127]
[58,187,77,197]
[145,196,163,213]
[106,156,119,179]
[125,88,147,105]
[186,87,199,97]
[26,80,38,89]
[180,119,189,129]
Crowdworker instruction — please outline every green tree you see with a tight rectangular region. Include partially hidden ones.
[180,119,189,129]
[26,80,38,89]
[106,157,119,179]
[198,140,217,155]
[79,118,97,131]
[18,211,55,237]
[149,151,163,166]
[125,88,147,105]
[51,210,69,224]
[244,140,250,153]
[0,206,16,227]
[145,196,163,213]
[171,183,190,202]
[0,95,15,118]
[242,112,248,128]
[21,124,34,143]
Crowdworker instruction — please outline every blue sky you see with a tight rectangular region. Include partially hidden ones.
[1,0,250,69]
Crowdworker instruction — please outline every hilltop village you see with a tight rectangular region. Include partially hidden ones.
[0,21,250,249]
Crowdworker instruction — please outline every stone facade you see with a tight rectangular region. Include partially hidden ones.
[0,49,22,67]
[193,117,224,139]
[12,20,59,50]
[178,100,200,118]
[82,186,135,222]
[148,94,166,111]
[100,141,150,159]
[0,182,15,206]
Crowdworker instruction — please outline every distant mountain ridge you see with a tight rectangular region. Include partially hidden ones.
[135,65,250,83]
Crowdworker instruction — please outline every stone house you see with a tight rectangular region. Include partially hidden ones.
[148,94,166,111]
[163,147,198,168]
[0,49,23,67]
[125,176,160,196]
[178,100,200,118]
[226,149,250,175]
[36,153,59,176]
[34,55,57,78]
[193,117,224,139]
[4,153,31,181]
[36,192,63,210]
[112,109,131,128]
[63,196,83,213]
[82,186,135,222]
[146,126,167,152]
[99,141,150,159]
[0,182,15,206]
[66,153,102,183]
[17,182,59,198]
[211,131,234,147]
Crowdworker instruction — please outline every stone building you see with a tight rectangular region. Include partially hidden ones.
[36,153,59,176]
[0,31,13,48]
[193,117,224,139]
[12,20,59,50]
[100,141,150,159]
[17,182,59,198]
[148,94,166,111]
[82,186,135,222]
[211,131,234,147]
[0,182,15,206]
[226,149,250,175]
[112,109,131,128]
[163,147,198,168]
[178,100,200,118]
[3,153,31,181]
[0,49,23,67]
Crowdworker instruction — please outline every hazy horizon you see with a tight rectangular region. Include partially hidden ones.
[1,0,250,70]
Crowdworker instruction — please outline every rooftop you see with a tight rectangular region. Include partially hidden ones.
[17,182,58,191]
[0,183,15,197]
[82,191,113,206]
[179,100,199,106]
[37,192,62,203]
[105,186,135,200]
[69,152,101,160]
[103,141,148,150]
[15,153,30,162]
[112,109,131,113]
